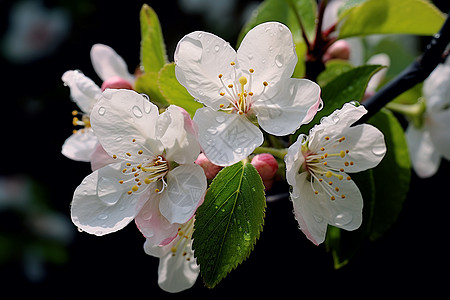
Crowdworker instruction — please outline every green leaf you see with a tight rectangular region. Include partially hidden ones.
[367,109,411,241]
[193,161,266,288]
[338,0,446,39]
[157,63,203,117]
[134,71,169,108]
[140,4,168,73]
[296,64,384,138]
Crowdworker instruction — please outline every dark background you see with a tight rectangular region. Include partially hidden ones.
[0,0,449,297]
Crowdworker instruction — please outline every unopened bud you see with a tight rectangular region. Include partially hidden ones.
[101,76,133,91]
[323,40,351,63]
[195,153,222,180]
[251,153,278,190]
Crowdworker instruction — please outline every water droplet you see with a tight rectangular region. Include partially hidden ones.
[332,115,340,123]
[243,232,251,241]
[269,46,274,52]
[77,227,83,233]
[247,54,253,60]
[262,59,266,64]
[115,136,122,142]
[313,215,323,223]
[237,205,242,210]
[132,105,143,118]
[143,98,152,114]
[278,24,284,32]
[197,33,203,38]
[334,212,353,226]
[98,106,106,116]
[97,214,108,220]
[372,146,386,156]
[207,127,218,135]
[236,245,241,251]
[215,115,226,123]
[95,230,103,235]
[214,45,220,52]
[275,54,284,68]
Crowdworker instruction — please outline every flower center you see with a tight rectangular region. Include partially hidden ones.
[301,135,353,201]
[119,154,170,195]
[217,62,268,115]
[71,110,91,133]
[170,218,195,261]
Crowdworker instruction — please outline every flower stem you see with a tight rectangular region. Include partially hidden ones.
[253,147,288,159]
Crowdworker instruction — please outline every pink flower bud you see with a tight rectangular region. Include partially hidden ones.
[251,153,278,190]
[195,153,222,180]
[322,40,351,63]
[101,76,133,91]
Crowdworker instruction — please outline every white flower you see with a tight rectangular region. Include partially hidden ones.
[143,217,199,293]
[61,44,134,162]
[71,89,207,235]
[174,22,322,166]
[406,58,450,178]
[285,103,386,245]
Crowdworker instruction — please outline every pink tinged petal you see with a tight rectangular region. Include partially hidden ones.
[174,31,237,110]
[193,107,264,166]
[237,22,298,94]
[159,164,207,224]
[90,89,163,160]
[71,163,148,235]
[406,125,440,178]
[101,76,133,91]
[61,128,98,162]
[160,105,200,165]
[62,70,101,113]
[90,144,116,171]
[253,78,322,135]
[90,44,134,83]
[135,189,180,245]
[143,238,199,293]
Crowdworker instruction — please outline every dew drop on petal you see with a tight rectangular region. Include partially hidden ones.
[332,115,340,123]
[333,212,352,226]
[97,213,108,220]
[98,106,106,116]
[214,45,220,52]
[372,146,386,156]
[132,105,143,118]
[215,115,226,123]
[275,55,284,68]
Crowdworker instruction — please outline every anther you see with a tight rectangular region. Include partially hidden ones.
[230,61,235,66]
[131,185,139,192]
[249,69,254,73]
[263,81,268,86]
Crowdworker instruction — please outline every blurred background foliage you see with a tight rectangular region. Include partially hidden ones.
[0,0,449,297]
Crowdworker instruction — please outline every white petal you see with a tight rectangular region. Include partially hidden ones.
[290,172,363,245]
[159,164,207,224]
[290,172,328,245]
[61,128,98,162]
[428,109,450,161]
[312,102,367,134]
[237,22,297,94]
[71,163,148,235]
[159,105,200,165]
[90,89,163,160]
[366,54,390,93]
[144,238,199,293]
[285,134,306,186]
[135,189,180,245]
[423,58,450,111]
[62,70,101,113]
[174,31,237,110]
[193,107,264,166]
[406,125,440,178]
[90,44,134,83]
[253,78,321,135]
[320,123,386,173]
